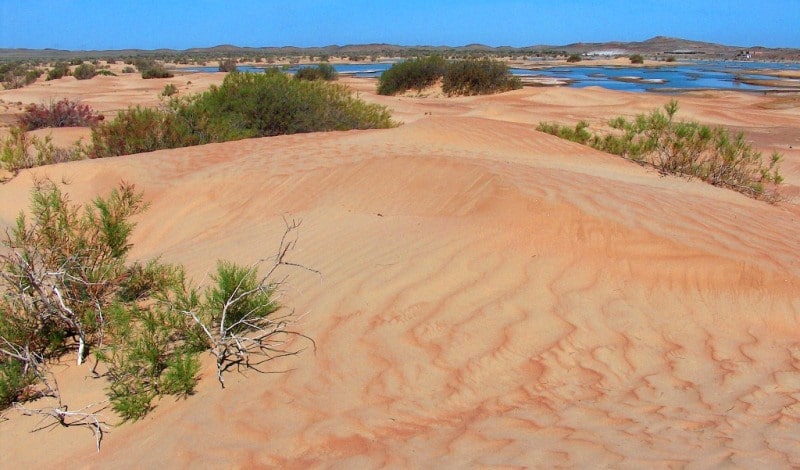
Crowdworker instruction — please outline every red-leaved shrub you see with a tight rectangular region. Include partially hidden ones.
[17,99,102,130]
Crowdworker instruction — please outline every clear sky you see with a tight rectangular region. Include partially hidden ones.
[1,0,798,50]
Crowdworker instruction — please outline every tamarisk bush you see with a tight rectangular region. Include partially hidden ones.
[537,100,783,201]
[1,182,315,425]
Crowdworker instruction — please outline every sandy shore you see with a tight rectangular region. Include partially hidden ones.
[1,72,799,467]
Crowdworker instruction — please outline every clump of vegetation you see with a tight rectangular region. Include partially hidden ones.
[161,83,178,96]
[91,70,394,158]
[536,120,592,144]
[141,65,174,79]
[566,54,582,63]
[665,56,676,63]
[0,182,313,424]
[89,106,190,158]
[18,98,102,130]
[46,62,71,81]
[537,100,783,201]
[629,54,644,64]
[121,66,136,74]
[1,62,42,89]
[377,55,447,95]
[378,56,519,96]
[218,58,238,72]
[135,59,174,79]
[441,57,521,96]
[294,63,338,81]
[1,127,85,173]
[73,63,97,80]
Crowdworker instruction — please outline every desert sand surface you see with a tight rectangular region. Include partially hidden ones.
[1,72,800,468]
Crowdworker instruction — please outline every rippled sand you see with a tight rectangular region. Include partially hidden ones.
[1,73,799,468]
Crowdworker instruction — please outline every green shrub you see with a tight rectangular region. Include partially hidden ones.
[294,63,338,81]
[161,83,178,97]
[218,58,237,73]
[665,56,676,63]
[90,71,394,158]
[442,58,522,96]
[46,62,70,81]
[1,62,42,89]
[204,261,279,333]
[1,126,86,173]
[1,182,313,420]
[629,54,644,64]
[536,120,591,144]
[73,63,97,80]
[141,65,173,79]
[0,359,37,408]
[537,100,783,201]
[89,106,195,158]
[566,54,582,63]
[121,66,136,74]
[377,56,447,95]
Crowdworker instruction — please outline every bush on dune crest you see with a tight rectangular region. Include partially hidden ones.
[90,70,394,158]
[377,55,447,95]
[537,100,784,201]
[18,98,102,130]
[377,56,521,96]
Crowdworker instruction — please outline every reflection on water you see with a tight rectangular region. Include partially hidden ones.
[179,61,800,93]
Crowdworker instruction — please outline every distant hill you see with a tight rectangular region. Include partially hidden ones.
[1,37,798,60]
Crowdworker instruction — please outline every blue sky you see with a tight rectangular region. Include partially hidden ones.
[1,0,798,50]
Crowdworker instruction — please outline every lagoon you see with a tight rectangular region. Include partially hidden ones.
[179,61,800,93]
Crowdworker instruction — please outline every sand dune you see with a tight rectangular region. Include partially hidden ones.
[1,74,799,467]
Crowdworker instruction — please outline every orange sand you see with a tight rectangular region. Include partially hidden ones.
[1,72,799,468]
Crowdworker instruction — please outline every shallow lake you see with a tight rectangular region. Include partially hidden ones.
[179,61,800,93]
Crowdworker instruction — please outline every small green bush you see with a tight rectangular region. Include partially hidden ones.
[294,63,338,81]
[218,58,237,73]
[141,65,173,79]
[442,58,522,96]
[537,101,783,201]
[536,120,591,144]
[566,54,582,63]
[629,54,644,64]
[377,56,447,95]
[1,182,313,422]
[46,62,71,81]
[73,63,97,80]
[122,66,136,74]
[89,106,194,158]
[0,62,42,89]
[1,127,86,173]
[0,359,37,408]
[162,83,178,97]
[90,70,395,158]
[205,261,279,333]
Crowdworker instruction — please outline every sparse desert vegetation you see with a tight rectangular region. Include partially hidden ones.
[1,38,799,467]
[537,100,783,200]
[17,98,101,130]
[90,70,394,158]
[0,181,312,424]
[377,55,447,95]
[294,63,338,81]
[377,56,520,96]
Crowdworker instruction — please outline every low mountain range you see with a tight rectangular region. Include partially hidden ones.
[1,36,798,60]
